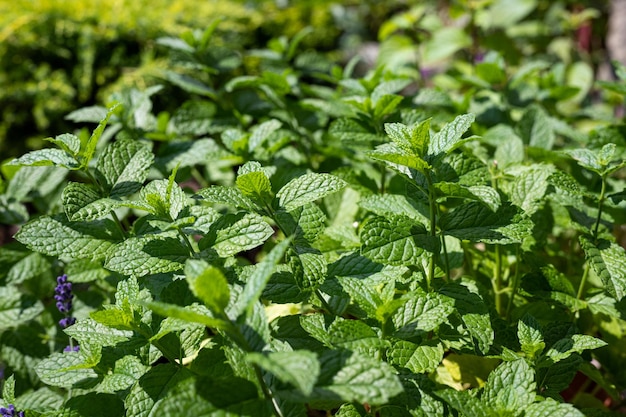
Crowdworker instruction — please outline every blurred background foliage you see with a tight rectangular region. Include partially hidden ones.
[0,0,614,159]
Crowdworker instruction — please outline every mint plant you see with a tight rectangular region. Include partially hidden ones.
[1,8,626,416]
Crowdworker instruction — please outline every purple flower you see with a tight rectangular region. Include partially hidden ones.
[54,274,73,314]
[63,345,80,352]
[0,404,25,417]
[55,274,76,329]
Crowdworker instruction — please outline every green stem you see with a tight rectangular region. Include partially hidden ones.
[254,364,285,417]
[110,210,127,239]
[505,245,521,320]
[440,234,451,282]
[493,244,503,316]
[593,174,607,240]
[577,262,591,300]
[426,174,438,291]
[178,228,197,256]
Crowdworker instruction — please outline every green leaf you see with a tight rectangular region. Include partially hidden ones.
[0,286,43,330]
[519,105,554,150]
[367,144,432,173]
[440,203,532,244]
[150,373,270,416]
[236,171,273,204]
[428,113,475,158]
[155,139,225,173]
[125,364,192,417]
[97,356,147,394]
[64,318,133,347]
[440,282,494,354]
[292,350,403,406]
[187,262,230,316]
[46,133,81,156]
[392,292,455,338]
[249,119,282,151]
[2,374,16,404]
[483,359,536,413]
[384,119,431,157]
[196,186,258,211]
[540,334,607,365]
[277,173,347,211]
[204,212,274,257]
[580,236,626,300]
[566,148,602,172]
[62,182,101,218]
[361,215,435,266]
[476,0,536,29]
[234,238,291,318]
[105,234,189,277]
[247,350,319,395]
[34,352,99,388]
[518,314,545,358]
[359,194,429,224]
[8,149,80,169]
[57,393,125,417]
[435,182,500,212]
[387,340,444,374]
[435,389,495,417]
[15,214,123,260]
[288,247,327,291]
[95,138,153,198]
[330,118,382,144]
[524,398,585,417]
[327,318,387,354]
[510,165,554,215]
[421,27,472,65]
[83,104,119,168]
[140,178,187,220]
[146,301,232,331]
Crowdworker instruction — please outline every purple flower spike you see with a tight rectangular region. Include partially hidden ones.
[63,345,80,352]
[0,404,25,417]
[55,274,76,329]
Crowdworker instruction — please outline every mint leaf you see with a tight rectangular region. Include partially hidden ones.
[440,203,532,244]
[359,194,429,224]
[327,318,387,354]
[105,235,189,277]
[435,182,501,212]
[367,145,432,173]
[125,364,192,417]
[140,178,186,220]
[234,237,291,318]
[580,236,626,301]
[15,214,123,260]
[510,165,554,215]
[541,334,607,365]
[46,133,81,156]
[186,261,230,316]
[277,173,347,211]
[428,113,475,158]
[62,182,101,219]
[35,352,99,388]
[8,149,80,169]
[525,398,585,417]
[518,314,545,358]
[82,104,119,168]
[249,119,282,151]
[95,138,153,198]
[288,246,327,291]
[0,286,43,330]
[392,292,455,338]
[64,318,133,347]
[204,212,274,257]
[195,185,259,211]
[384,119,431,157]
[236,170,273,204]
[247,350,319,395]
[483,359,536,413]
[361,215,435,266]
[296,350,403,406]
[387,340,444,374]
[519,105,554,150]
[435,389,495,417]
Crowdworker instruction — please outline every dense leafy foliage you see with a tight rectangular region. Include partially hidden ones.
[1,1,626,416]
